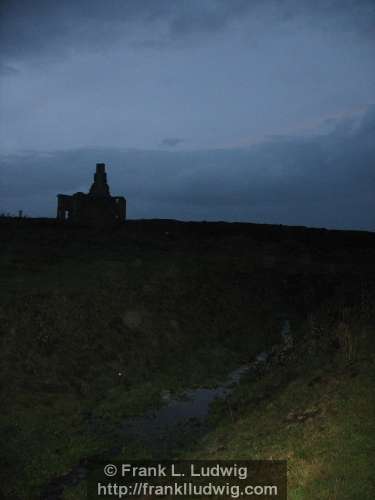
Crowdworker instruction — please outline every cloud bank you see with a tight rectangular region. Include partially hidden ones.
[1,105,374,230]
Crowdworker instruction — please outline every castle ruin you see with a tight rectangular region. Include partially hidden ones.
[57,163,126,226]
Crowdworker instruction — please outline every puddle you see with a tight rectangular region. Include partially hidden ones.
[121,320,291,452]
[121,364,251,452]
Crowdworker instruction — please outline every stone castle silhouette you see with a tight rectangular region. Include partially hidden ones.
[57,163,126,225]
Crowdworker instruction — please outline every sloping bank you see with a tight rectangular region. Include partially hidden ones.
[182,289,375,500]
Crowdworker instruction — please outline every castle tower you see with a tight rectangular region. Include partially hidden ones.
[89,163,111,197]
[57,162,126,226]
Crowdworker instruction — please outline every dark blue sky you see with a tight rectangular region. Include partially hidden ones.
[0,1,374,229]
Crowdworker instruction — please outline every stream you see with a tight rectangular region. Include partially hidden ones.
[125,318,291,454]
[41,319,291,499]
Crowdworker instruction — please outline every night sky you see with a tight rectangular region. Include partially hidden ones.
[1,0,374,229]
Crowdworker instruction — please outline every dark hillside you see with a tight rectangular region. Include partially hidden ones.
[0,217,374,499]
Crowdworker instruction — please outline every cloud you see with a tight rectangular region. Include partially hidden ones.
[0,63,19,76]
[1,0,374,65]
[160,137,184,147]
[1,105,375,230]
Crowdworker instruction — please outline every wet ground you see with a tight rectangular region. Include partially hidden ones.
[122,357,268,453]
[41,320,291,499]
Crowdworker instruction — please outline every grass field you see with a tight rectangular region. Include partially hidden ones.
[1,217,374,499]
